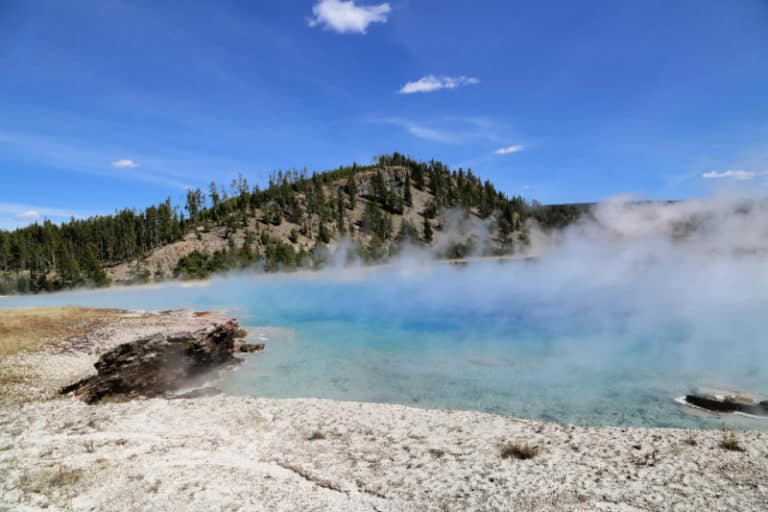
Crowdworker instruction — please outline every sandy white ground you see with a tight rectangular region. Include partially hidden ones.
[1,311,767,512]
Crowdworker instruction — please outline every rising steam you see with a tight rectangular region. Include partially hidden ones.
[4,193,767,427]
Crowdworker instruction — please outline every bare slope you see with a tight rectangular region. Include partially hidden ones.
[107,166,519,283]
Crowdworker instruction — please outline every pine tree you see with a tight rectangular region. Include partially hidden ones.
[209,181,220,211]
[336,188,346,231]
[423,217,433,243]
[185,188,204,226]
[346,176,357,210]
[397,220,419,243]
[413,164,425,191]
[318,221,331,244]
[404,173,413,206]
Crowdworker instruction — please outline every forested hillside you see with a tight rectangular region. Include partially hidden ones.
[0,153,587,294]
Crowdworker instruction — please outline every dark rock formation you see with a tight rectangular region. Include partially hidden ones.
[685,393,768,417]
[61,319,249,404]
[238,343,265,353]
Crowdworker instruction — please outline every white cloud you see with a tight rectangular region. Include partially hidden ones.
[701,169,768,181]
[495,145,525,155]
[112,159,139,169]
[15,210,40,221]
[399,75,479,94]
[308,0,390,34]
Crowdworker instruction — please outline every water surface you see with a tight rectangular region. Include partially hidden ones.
[3,259,767,430]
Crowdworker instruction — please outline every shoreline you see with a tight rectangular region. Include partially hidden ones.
[1,309,768,510]
[0,255,534,302]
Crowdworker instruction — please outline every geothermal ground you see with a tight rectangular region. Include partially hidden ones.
[1,309,767,511]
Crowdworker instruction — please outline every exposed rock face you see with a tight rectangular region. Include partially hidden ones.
[354,166,408,198]
[60,319,248,404]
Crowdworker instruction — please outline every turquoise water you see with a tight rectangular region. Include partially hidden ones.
[3,258,767,430]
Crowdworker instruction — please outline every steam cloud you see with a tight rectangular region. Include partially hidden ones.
[4,193,767,426]
[301,192,768,402]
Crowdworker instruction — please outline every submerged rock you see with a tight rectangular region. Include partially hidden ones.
[60,319,249,404]
[684,392,768,417]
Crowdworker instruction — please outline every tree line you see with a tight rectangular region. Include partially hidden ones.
[0,199,186,293]
[0,152,587,294]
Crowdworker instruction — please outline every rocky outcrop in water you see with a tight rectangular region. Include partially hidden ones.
[684,393,768,417]
[60,318,249,404]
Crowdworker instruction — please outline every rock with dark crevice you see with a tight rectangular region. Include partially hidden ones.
[60,319,250,404]
[238,343,265,353]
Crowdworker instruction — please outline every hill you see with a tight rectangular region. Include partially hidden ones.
[0,153,586,294]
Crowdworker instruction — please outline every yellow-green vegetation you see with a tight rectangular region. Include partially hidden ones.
[0,307,122,357]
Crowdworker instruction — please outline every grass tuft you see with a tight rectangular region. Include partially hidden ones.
[500,441,539,460]
[428,448,445,458]
[720,430,745,452]
[307,431,326,441]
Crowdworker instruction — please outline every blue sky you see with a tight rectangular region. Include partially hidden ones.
[1,0,767,229]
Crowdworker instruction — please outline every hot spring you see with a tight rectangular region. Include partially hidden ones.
[3,252,767,430]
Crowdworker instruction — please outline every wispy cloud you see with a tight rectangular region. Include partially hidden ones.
[0,202,92,230]
[403,124,455,143]
[112,159,139,169]
[308,0,390,34]
[701,169,768,181]
[379,119,457,143]
[377,117,511,146]
[399,75,479,94]
[495,145,525,155]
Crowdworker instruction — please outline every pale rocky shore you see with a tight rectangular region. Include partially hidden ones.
[1,310,768,511]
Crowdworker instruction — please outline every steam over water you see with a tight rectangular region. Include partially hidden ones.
[3,195,768,429]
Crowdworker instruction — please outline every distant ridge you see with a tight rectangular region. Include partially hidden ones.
[0,153,586,294]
